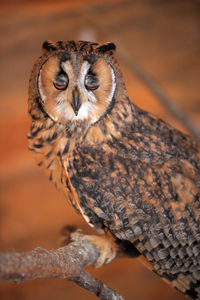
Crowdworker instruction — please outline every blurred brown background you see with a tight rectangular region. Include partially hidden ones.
[0,0,200,299]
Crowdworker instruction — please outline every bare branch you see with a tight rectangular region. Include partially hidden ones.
[0,232,124,300]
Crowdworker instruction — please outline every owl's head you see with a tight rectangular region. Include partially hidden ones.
[29,40,125,125]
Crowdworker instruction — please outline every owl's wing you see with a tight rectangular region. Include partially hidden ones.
[66,131,200,299]
[129,159,200,299]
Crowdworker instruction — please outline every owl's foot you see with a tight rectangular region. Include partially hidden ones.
[71,232,118,268]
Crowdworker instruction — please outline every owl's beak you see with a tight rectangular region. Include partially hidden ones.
[72,88,81,116]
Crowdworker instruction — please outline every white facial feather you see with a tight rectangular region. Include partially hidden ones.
[109,66,116,103]
[38,75,46,102]
[74,101,95,120]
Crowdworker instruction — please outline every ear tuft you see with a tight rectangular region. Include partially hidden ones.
[42,40,57,52]
[97,42,116,54]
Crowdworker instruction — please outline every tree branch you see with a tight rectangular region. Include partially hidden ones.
[0,232,124,300]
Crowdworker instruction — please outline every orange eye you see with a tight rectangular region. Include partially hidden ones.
[85,72,99,91]
[88,86,98,90]
[54,83,67,90]
[53,72,68,91]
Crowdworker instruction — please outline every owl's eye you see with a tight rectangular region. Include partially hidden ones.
[84,72,99,91]
[53,72,68,91]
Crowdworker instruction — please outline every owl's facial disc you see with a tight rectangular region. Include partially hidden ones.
[38,54,116,124]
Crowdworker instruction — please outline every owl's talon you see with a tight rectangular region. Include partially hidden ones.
[70,232,117,268]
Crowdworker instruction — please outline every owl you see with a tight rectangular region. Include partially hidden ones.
[28,40,200,299]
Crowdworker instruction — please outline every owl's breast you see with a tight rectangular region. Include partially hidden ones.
[65,142,146,239]
[65,144,111,229]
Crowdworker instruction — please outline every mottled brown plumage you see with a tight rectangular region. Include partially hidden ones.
[28,40,200,299]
